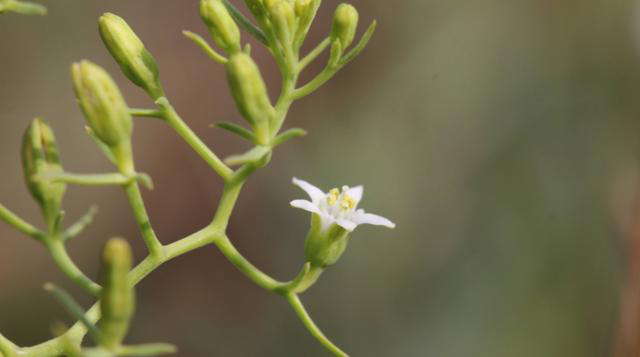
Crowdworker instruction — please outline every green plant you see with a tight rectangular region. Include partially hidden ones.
[0,1,394,356]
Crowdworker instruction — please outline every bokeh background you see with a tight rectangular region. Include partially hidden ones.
[2,0,640,356]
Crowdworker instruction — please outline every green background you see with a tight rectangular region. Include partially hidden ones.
[1,0,638,356]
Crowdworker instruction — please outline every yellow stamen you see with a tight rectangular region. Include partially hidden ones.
[340,194,356,211]
[327,188,340,206]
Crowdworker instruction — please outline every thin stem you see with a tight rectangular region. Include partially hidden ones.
[128,108,165,119]
[292,66,338,101]
[62,206,99,241]
[123,183,164,258]
[287,293,348,357]
[182,31,228,65]
[46,238,102,296]
[156,97,233,181]
[35,172,134,186]
[214,235,286,292]
[0,203,42,240]
[298,38,331,73]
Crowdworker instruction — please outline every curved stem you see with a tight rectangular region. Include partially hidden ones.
[214,235,286,292]
[47,238,101,296]
[0,203,42,240]
[123,183,164,258]
[287,293,348,357]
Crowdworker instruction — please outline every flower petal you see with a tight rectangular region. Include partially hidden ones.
[345,185,363,205]
[336,218,358,232]
[292,177,326,203]
[352,211,396,229]
[290,199,322,215]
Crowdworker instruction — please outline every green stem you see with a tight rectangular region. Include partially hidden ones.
[34,172,134,186]
[287,293,348,357]
[0,203,42,240]
[298,38,331,72]
[46,238,101,296]
[156,97,233,181]
[123,183,164,258]
[128,108,164,119]
[0,333,16,357]
[292,66,338,101]
[214,235,286,291]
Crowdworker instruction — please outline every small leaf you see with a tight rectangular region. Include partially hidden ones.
[117,343,177,356]
[224,146,271,166]
[44,283,105,345]
[216,122,257,142]
[85,126,118,166]
[340,20,377,66]
[182,30,228,65]
[222,0,268,46]
[272,128,307,147]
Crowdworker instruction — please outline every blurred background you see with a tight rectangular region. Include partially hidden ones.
[2,0,640,356]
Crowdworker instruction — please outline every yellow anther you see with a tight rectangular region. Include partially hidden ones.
[327,188,340,206]
[340,194,356,211]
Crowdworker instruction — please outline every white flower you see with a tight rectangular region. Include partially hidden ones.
[290,177,396,232]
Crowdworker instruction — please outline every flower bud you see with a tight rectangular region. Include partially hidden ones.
[21,118,66,228]
[200,0,241,54]
[265,0,295,46]
[71,60,134,171]
[330,3,359,49]
[99,238,134,350]
[99,13,163,99]
[304,215,350,268]
[225,53,273,142]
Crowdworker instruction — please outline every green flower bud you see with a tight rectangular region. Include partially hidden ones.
[99,238,134,350]
[71,60,134,172]
[200,0,241,54]
[99,13,164,99]
[330,3,359,49]
[225,53,273,143]
[21,118,66,229]
[265,0,295,45]
[304,214,350,268]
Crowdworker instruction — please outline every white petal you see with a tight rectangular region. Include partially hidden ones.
[353,211,396,229]
[290,199,322,215]
[292,177,326,203]
[336,218,358,232]
[345,185,363,205]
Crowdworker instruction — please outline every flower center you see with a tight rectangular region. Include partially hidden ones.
[326,187,356,213]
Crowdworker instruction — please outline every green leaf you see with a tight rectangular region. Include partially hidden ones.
[340,20,377,66]
[182,30,228,65]
[44,283,105,345]
[272,128,307,147]
[222,0,268,46]
[224,146,271,166]
[216,122,257,142]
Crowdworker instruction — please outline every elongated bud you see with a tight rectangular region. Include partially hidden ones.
[21,118,66,229]
[99,13,164,99]
[71,60,134,172]
[99,238,134,350]
[293,0,320,48]
[330,3,359,49]
[304,214,350,268]
[225,53,273,142]
[265,0,295,45]
[200,0,241,54]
